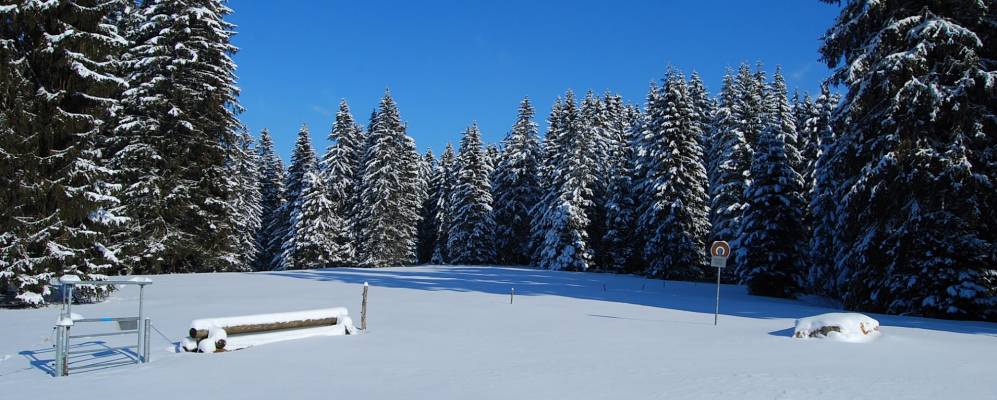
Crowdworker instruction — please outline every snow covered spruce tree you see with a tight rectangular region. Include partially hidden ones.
[274,126,319,270]
[793,92,819,194]
[484,143,500,176]
[531,91,597,271]
[429,144,458,264]
[599,95,641,273]
[447,123,496,264]
[708,72,752,260]
[734,76,807,298]
[768,67,803,183]
[492,98,542,265]
[735,63,767,150]
[416,149,438,263]
[113,0,245,273]
[228,132,262,270]
[528,98,563,262]
[636,72,710,280]
[289,171,350,268]
[320,100,364,265]
[806,84,838,297]
[687,71,715,156]
[0,0,127,304]
[818,0,995,319]
[357,91,423,267]
[255,129,286,270]
[579,92,612,265]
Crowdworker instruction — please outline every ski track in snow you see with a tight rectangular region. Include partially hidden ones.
[0,265,995,400]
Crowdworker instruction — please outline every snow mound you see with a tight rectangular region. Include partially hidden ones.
[794,313,880,342]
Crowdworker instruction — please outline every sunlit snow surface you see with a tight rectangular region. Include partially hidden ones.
[1,265,995,399]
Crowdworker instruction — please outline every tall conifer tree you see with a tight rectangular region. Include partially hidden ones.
[275,126,318,270]
[320,100,363,265]
[357,91,422,267]
[636,71,710,280]
[255,129,285,270]
[112,0,244,274]
[532,91,596,271]
[0,0,127,304]
[447,123,496,264]
[492,98,542,265]
[819,0,995,318]
[735,88,807,298]
[429,144,458,264]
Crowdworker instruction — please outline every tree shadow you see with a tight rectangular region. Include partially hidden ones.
[262,265,997,336]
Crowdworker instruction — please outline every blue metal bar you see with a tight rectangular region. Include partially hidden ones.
[66,345,139,356]
[68,330,138,339]
[74,317,139,323]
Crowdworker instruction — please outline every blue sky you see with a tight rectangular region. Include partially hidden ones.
[229,0,843,160]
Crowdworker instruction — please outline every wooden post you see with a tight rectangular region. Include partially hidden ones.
[361,282,368,331]
[510,288,514,304]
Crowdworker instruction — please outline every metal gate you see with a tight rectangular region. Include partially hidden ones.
[50,275,153,377]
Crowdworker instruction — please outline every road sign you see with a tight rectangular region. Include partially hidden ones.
[710,241,730,269]
[710,241,731,258]
[709,241,730,326]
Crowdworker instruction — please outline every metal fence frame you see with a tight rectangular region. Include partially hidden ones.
[50,276,153,377]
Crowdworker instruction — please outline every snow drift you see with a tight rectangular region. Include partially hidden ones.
[793,312,880,342]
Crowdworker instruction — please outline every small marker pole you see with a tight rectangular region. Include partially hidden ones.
[510,288,514,304]
[714,266,721,326]
[361,282,368,332]
[709,241,730,326]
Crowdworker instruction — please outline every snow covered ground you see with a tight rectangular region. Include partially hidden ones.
[1,265,995,399]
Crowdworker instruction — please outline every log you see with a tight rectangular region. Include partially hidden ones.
[189,316,338,339]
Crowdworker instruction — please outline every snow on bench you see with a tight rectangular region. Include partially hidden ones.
[793,312,880,342]
[182,307,356,353]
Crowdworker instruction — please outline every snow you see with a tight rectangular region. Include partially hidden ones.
[196,327,227,353]
[223,324,351,350]
[794,312,881,342]
[189,307,349,332]
[1,265,995,399]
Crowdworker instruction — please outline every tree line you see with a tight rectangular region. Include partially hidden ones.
[1,0,993,321]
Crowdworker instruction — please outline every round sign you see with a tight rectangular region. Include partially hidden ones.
[710,241,731,257]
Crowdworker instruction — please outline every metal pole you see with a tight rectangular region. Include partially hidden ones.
[714,267,721,326]
[143,318,151,363]
[54,326,64,377]
[510,288,514,304]
[65,284,73,319]
[138,285,145,362]
[361,282,368,331]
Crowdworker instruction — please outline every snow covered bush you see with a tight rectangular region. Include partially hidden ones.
[793,313,880,342]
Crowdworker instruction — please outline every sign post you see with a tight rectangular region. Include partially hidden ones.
[709,241,730,326]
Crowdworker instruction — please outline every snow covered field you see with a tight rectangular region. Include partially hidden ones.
[1,265,995,399]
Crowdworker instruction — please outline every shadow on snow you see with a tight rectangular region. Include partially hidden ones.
[262,265,997,337]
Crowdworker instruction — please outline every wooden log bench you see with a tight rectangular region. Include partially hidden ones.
[182,307,352,352]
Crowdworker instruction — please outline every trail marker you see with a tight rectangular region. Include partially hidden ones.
[710,241,730,268]
[361,282,368,332]
[709,241,730,326]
